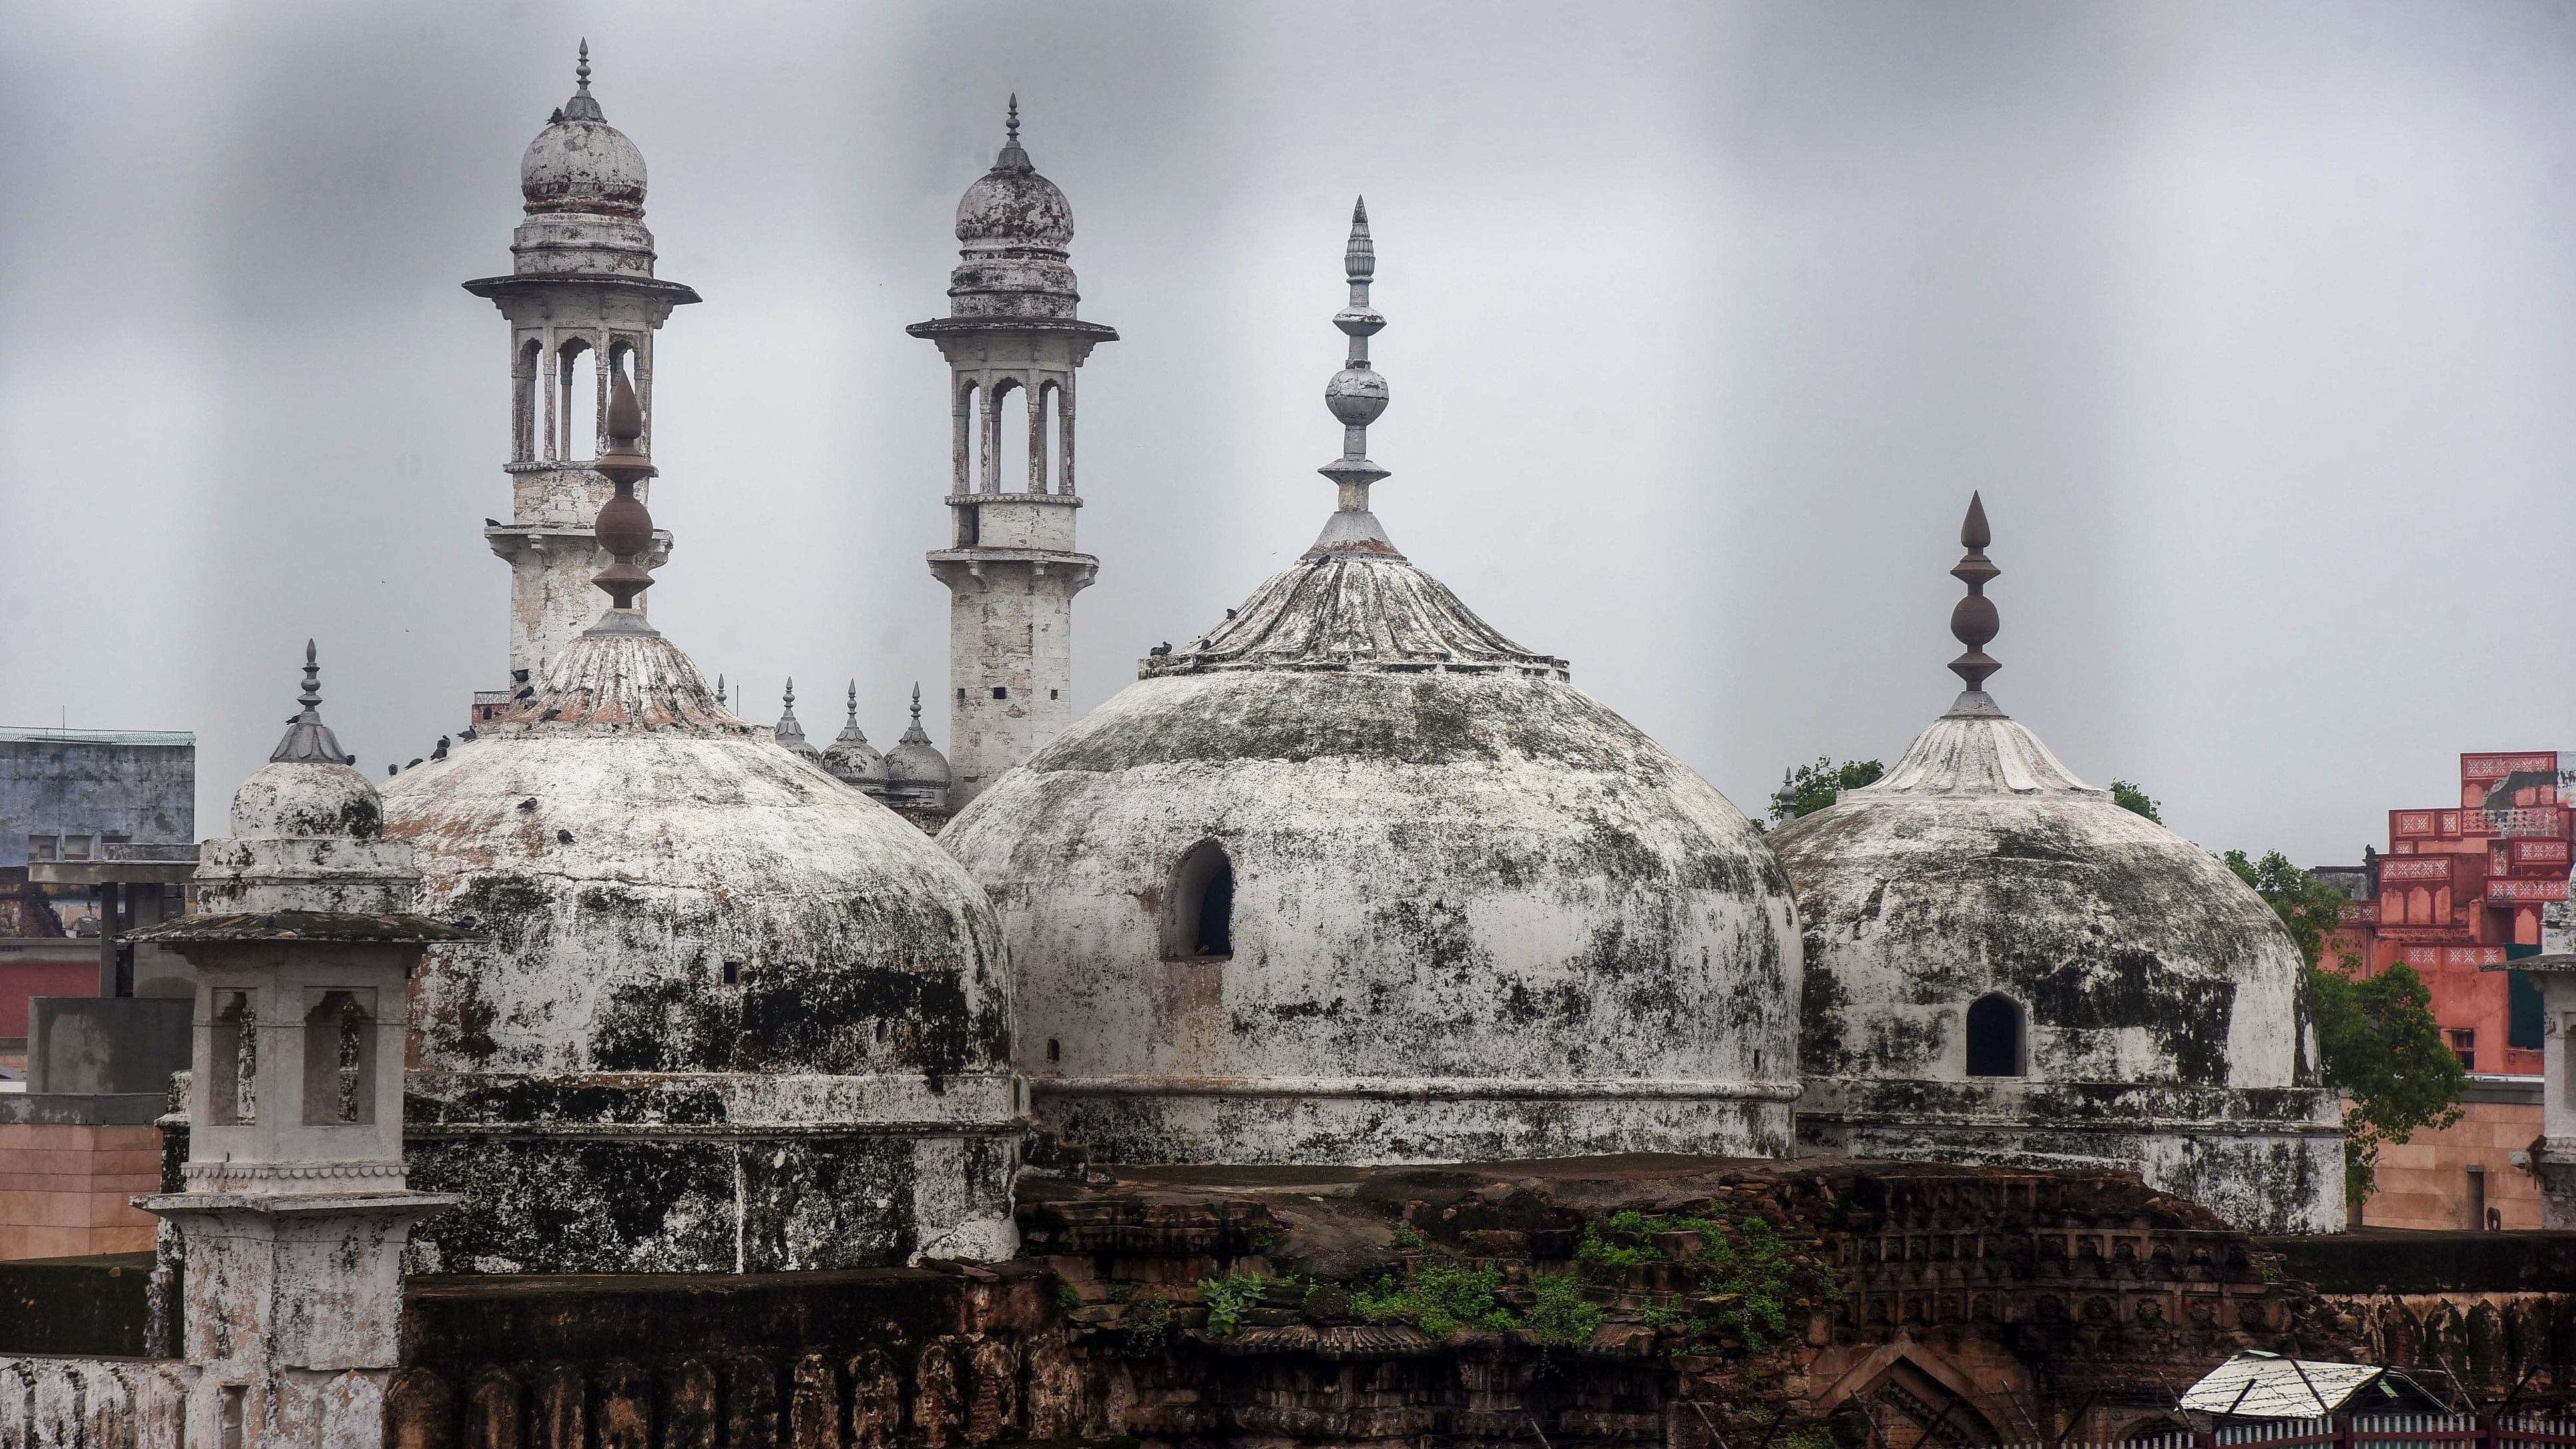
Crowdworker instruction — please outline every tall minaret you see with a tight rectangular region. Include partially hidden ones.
[909,99,1117,808]
[463,42,699,704]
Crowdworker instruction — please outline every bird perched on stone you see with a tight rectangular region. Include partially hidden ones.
[431,736,449,760]
[1149,641,1171,657]
[485,517,501,527]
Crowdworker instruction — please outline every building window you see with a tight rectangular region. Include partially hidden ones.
[60,834,92,861]
[26,834,56,862]
[1964,993,2025,1078]
[1162,840,1236,960]
[2448,1028,2476,1073]
[992,687,1009,699]
[2467,1163,2488,1231]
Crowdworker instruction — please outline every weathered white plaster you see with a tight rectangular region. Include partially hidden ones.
[945,547,1802,1166]
[1770,695,2345,1234]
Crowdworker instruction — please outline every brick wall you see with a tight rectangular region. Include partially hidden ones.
[0,1122,161,1261]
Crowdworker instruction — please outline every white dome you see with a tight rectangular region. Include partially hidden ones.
[1768,691,2344,1233]
[943,545,1801,1167]
[520,119,645,216]
[230,759,382,841]
[380,626,1019,1272]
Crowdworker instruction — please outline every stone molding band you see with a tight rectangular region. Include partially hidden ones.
[1804,1111,2347,1139]
[1035,1075,1806,1103]
[399,1121,1027,1141]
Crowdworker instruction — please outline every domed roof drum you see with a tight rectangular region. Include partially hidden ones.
[382,364,1019,1273]
[943,202,1801,1166]
[1767,497,2343,1234]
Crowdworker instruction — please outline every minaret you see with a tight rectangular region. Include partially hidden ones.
[910,98,1117,808]
[464,42,699,710]
[134,647,463,1449]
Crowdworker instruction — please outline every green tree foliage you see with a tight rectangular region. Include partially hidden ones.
[2109,779,2161,822]
[2222,848,2465,1201]
[1769,758,1884,824]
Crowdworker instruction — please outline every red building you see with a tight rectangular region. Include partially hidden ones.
[2324,751,2570,1229]
[2335,751,2568,1077]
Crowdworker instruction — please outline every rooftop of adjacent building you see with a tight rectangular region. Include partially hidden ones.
[0,728,193,748]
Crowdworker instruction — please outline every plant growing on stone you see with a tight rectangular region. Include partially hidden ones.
[1198,1272,1272,1338]
[1354,1260,1513,1337]
[1523,1269,1603,1346]
[2109,779,2161,822]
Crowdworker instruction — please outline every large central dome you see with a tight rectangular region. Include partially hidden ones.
[942,201,1800,1165]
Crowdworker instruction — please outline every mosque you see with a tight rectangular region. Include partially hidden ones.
[7,48,2373,1449]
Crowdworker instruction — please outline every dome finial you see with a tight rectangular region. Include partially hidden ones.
[1946,491,2001,699]
[270,639,352,764]
[846,680,860,724]
[587,357,660,631]
[909,681,924,730]
[1311,196,1399,558]
[995,93,1032,172]
[563,38,605,122]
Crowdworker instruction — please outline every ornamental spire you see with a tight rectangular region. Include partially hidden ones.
[586,358,660,634]
[1310,197,1400,558]
[270,640,352,765]
[900,683,931,744]
[1947,492,2001,697]
[564,39,604,123]
[995,93,1031,173]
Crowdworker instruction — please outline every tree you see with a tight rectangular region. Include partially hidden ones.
[1770,758,1884,824]
[2223,848,2464,1201]
[2109,779,2161,822]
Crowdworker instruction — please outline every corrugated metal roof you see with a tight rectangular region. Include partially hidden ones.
[2179,1352,2391,1418]
[0,726,194,747]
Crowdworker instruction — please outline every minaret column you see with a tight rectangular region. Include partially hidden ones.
[911,99,1117,809]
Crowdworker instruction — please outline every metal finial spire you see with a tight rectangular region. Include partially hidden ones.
[911,681,923,723]
[784,679,796,707]
[995,94,1032,172]
[899,683,933,746]
[846,681,860,724]
[1310,196,1399,557]
[563,39,605,122]
[1947,491,2001,697]
[270,639,352,764]
[586,358,660,633]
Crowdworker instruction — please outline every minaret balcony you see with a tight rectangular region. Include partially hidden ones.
[485,521,671,569]
[927,547,1099,595]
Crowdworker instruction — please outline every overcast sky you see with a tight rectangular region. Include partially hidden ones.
[5,1,2575,866]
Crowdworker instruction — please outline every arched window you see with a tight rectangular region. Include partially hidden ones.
[953,379,980,495]
[513,339,541,463]
[210,990,256,1125]
[1040,381,1065,493]
[1964,993,2025,1078]
[1163,840,1236,960]
[558,337,597,461]
[301,990,376,1125]
[991,378,1029,492]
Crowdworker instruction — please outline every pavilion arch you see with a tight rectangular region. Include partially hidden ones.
[557,335,599,461]
[513,338,541,463]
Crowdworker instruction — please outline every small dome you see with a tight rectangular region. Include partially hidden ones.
[824,683,890,790]
[771,681,826,766]
[942,99,1080,320]
[230,760,383,841]
[519,49,644,217]
[886,687,951,786]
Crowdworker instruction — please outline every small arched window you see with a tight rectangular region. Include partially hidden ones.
[1965,993,2025,1078]
[1163,840,1235,960]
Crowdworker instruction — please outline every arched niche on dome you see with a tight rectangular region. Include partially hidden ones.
[1162,840,1234,961]
[1964,992,2025,1079]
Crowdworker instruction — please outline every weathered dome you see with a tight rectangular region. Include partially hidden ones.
[230,761,382,842]
[1766,499,2341,1234]
[504,45,658,280]
[945,98,1079,320]
[824,683,891,792]
[520,113,646,217]
[944,547,1801,1167]
[380,625,1019,1271]
[886,687,951,788]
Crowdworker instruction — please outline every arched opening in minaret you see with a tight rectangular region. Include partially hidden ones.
[1964,993,2025,1078]
[557,336,597,461]
[953,379,981,495]
[1163,840,1236,960]
[302,990,376,1125]
[1040,381,1065,493]
[513,339,541,463]
[991,378,1032,493]
[607,337,640,447]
